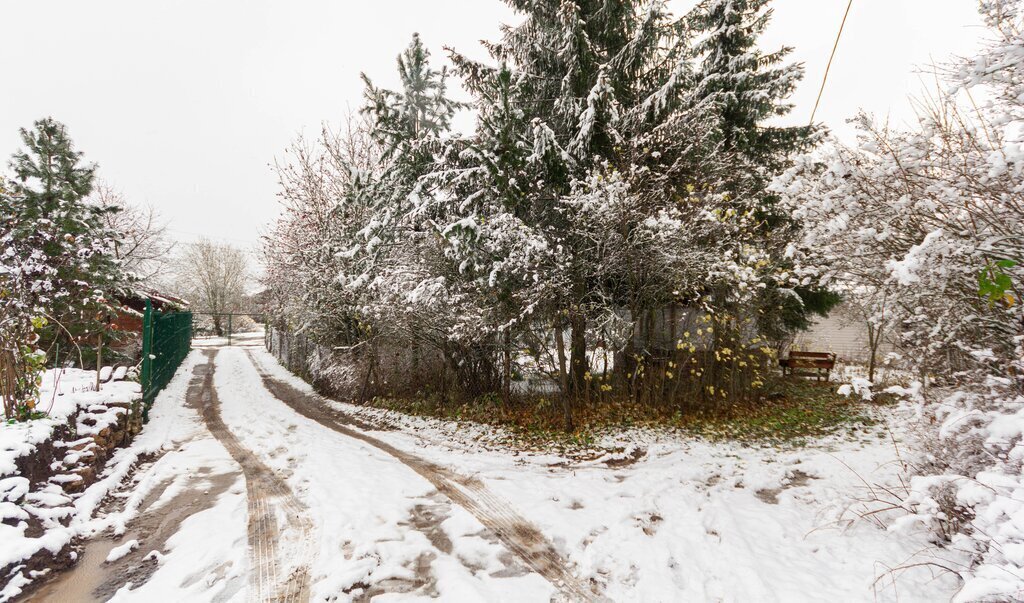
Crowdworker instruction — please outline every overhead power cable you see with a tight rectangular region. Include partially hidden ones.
[810,0,854,125]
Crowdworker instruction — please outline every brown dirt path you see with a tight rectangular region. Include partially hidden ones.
[190,350,312,603]
[21,469,239,603]
[244,350,601,602]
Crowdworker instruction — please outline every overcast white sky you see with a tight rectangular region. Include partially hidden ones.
[0,1,987,258]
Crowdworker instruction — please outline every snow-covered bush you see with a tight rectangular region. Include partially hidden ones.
[776,0,1024,597]
[875,377,1024,601]
[263,112,380,345]
[774,107,1021,379]
[775,0,1023,376]
[0,183,53,419]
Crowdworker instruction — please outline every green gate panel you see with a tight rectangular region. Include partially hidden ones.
[140,300,193,421]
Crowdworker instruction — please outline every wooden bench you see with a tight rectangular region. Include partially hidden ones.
[779,351,836,381]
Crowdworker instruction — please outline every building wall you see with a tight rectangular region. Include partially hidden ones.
[636,302,896,367]
[790,304,896,364]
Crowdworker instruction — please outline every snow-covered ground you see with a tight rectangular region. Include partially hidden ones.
[6,337,969,602]
[251,349,965,601]
[0,368,137,477]
[1,368,143,601]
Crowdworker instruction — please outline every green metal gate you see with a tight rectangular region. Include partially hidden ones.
[140,299,193,420]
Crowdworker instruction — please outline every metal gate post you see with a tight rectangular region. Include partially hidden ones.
[140,299,154,422]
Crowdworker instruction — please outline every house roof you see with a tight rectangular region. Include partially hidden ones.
[117,287,190,314]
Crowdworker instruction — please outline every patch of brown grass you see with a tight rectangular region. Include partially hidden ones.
[365,378,886,448]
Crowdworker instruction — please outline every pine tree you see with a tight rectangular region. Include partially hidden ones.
[355,33,462,319]
[689,0,814,195]
[363,34,459,160]
[687,0,836,336]
[344,35,471,388]
[438,1,729,399]
[360,32,461,203]
[6,117,126,362]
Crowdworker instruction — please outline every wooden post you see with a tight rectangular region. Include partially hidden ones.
[553,319,573,431]
[502,329,512,408]
[95,331,103,392]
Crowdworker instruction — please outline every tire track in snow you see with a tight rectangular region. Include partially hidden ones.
[188,351,312,603]
[244,350,601,602]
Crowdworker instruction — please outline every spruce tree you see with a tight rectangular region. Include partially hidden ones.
[689,0,815,198]
[6,117,125,362]
[439,1,726,397]
[687,0,836,335]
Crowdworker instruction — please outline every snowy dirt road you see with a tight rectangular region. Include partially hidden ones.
[194,346,589,602]
[22,337,967,602]
[189,352,313,602]
[243,350,596,601]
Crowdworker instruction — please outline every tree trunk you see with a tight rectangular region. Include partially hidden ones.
[358,349,375,404]
[1,351,14,419]
[440,346,449,405]
[867,321,884,383]
[617,305,639,386]
[668,306,677,349]
[502,329,512,408]
[411,339,421,391]
[569,314,587,395]
[554,321,569,396]
[553,319,573,431]
[95,332,103,392]
[708,289,728,404]
[645,308,655,354]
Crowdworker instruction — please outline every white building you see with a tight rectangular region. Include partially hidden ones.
[790,302,896,365]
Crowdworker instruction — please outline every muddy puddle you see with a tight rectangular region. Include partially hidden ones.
[24,469,238,602]
[755,469,816,505]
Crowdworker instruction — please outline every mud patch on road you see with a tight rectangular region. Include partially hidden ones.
[406,493,454,555]
[24,470,238,603]
[349,551,439,602]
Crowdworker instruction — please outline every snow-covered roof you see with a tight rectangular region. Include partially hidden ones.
[118,287,190,312]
